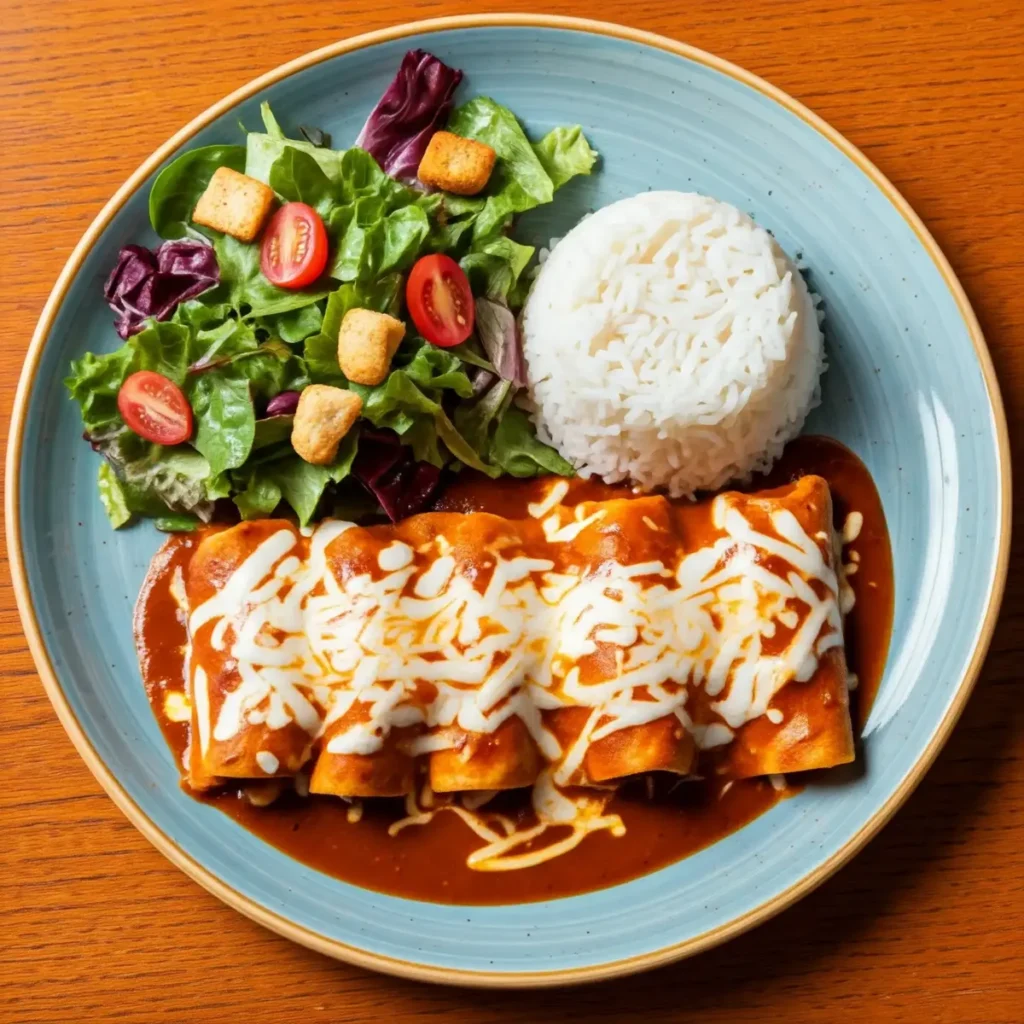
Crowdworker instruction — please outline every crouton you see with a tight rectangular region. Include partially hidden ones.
[291,385,362,466]
[338,308,406,386]
[192,166,276,242]
[417,131,496,196]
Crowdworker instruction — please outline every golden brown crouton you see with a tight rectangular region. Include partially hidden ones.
[291,385,362,466]
[338,308,406,386]
[192,166,276,242]
[417,131,496,196]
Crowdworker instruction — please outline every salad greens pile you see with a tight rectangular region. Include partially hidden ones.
[66,51,597,530]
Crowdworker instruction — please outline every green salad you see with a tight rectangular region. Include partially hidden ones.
[66,50,596,530]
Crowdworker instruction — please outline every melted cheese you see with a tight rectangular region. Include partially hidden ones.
[842,511,864,544]
[528,479,570,519]
[163,690,191,723]
[388,772,627,872]
[187,492,846,870]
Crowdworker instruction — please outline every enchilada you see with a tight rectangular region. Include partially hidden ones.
[135,437,892,902]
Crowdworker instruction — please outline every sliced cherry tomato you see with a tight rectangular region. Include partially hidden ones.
[405,254,475,348]
[260,202,328,290]
[117,371,192,445]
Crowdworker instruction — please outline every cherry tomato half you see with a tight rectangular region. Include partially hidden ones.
[117,371,193,445]
[260,202,329,290]
[405,254,475,348]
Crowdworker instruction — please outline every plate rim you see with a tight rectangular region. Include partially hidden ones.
[4,13,1011,988]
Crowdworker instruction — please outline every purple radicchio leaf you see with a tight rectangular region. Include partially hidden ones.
[353,427,442,522]
[474,297,527,388]
[355,50,463,182]
[266,390,301,416]
[104,239,219,339]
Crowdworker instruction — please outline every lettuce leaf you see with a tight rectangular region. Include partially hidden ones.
[327,200,431,282]
[532,125,599,189]
[453,379,513,460]
[255,302,324,344]
[148,145,247,240]
[399,341,474,397]
[452,386,570,480]
[246,102,350,183]
[171,298,234,333]
[354,365,442,435]
[97,461,133,528]
[69,302,310,525]
[233,429,359,524]
[131,321,195,385]
[490,405,573,478]
[268,145,337,217]
[259,137,432,285]
[86,425,220,522]
[212,233,329,318]
[233,472,282,520]
[447,98,596,241]
[188,374,255,477]
[65,347,135,434]
[351,336,476,468]
[252,413,294,449]
[460,235,534,303]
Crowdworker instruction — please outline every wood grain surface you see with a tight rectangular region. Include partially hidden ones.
[1,1,1022,1021]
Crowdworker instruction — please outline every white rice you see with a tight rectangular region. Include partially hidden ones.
[520,191,824,496]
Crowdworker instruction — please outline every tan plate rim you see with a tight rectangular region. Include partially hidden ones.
[4,13,1012,989]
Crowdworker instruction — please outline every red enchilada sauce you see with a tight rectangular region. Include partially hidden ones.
[136,436,893,904]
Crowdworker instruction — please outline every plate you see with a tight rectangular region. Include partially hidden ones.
[6,15,1010,986]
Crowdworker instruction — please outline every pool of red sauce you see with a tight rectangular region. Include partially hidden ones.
[137,435,893,905]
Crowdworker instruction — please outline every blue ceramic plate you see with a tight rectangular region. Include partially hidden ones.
[7,16,1010,986]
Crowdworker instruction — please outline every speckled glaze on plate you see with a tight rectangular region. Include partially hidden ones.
[6,16,1010,987]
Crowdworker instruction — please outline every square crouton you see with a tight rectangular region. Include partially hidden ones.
[192,166,276,242]
[338,308,406,386]
[417,131,496,196]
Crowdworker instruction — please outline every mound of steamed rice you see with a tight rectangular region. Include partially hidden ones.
[520,191,824,497]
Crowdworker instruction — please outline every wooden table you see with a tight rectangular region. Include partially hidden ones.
[2,1,1022,1020]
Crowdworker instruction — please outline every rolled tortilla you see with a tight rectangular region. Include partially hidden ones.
[174,475,853,799]
[185,521,320,785]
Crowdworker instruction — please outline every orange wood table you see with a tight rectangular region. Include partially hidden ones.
[1,2,1022,1020]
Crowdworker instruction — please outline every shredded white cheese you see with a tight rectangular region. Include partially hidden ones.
[186,491,845,871]
[842,511,864,544]
[527,479,570,519]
